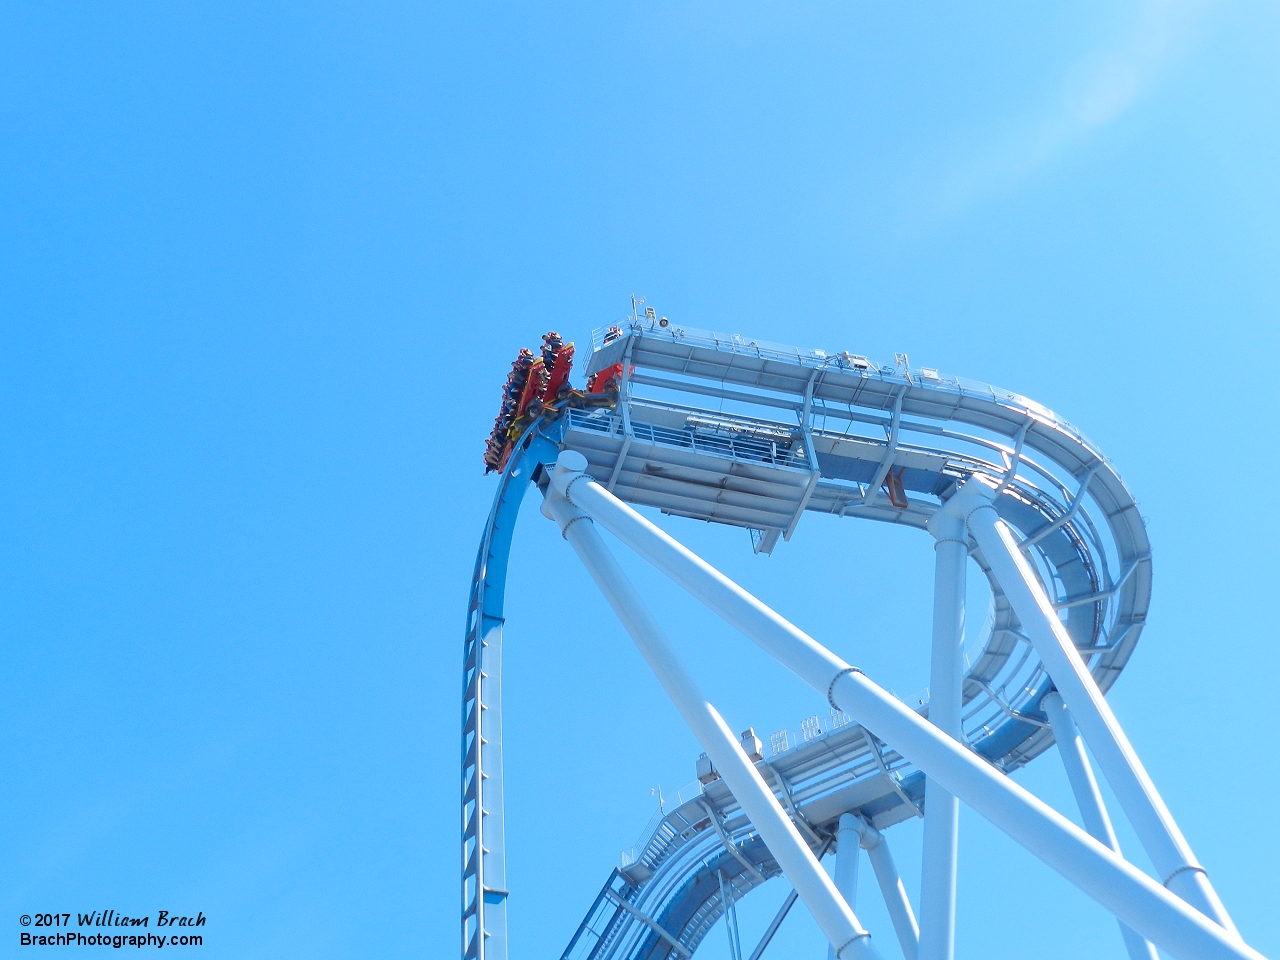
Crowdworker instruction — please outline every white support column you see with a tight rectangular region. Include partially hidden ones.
[956,482,1237,935]
[918,512,966,960]
[541,459,883,960]
[549,462,1265,960]
[857,820,919,960]
[1044,692,1159,960]
[829,814,862,960]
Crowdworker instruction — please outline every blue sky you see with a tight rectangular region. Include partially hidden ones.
[2,2,1277,958]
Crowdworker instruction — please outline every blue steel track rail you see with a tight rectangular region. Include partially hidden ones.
[461,424,563,960]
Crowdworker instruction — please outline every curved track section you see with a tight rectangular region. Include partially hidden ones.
[465,320,1153,960]
[461,429,560,960]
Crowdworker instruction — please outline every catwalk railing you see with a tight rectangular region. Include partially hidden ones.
[460,318,1237,960]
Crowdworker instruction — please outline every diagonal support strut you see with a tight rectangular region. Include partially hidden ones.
[548,455,1267,960]
[540,458,883,960]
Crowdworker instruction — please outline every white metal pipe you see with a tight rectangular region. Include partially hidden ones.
[551,461,1266,960]
[958,484,1237,935]
[918,513,966,960]
[829,814,863,960]
[1045,692,1159,960]
[916,756,957,955]
[857,820,919,960]
[826,664,1258,960]
[835,813,862,905]
[551,458,853,698]
[540,475,883,960]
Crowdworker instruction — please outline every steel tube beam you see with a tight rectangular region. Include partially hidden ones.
[918,513,965,960]
[857,820,919,960]
[827,675,1263,960]
[550,461,1266,960]
[829,814,862,960]
[958,484,1237,934]
[541,469,883,960]
[1045,693,1159,960]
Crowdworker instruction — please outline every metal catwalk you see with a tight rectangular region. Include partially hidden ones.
[462,318,1261,960]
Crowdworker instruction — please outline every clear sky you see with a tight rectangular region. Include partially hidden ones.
[2,2,1278,959]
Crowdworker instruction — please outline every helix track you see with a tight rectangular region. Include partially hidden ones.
[463,320,1152,960]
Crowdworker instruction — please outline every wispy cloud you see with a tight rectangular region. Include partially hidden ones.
[913,0,1212,226]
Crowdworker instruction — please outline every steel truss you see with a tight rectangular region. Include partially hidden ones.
[463,322,1264,960]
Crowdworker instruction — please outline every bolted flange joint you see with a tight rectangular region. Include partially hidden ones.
[927,476,997,543]
[551,449,590,499]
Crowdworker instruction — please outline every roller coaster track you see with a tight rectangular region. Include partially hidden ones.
[462,319,1259,960]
